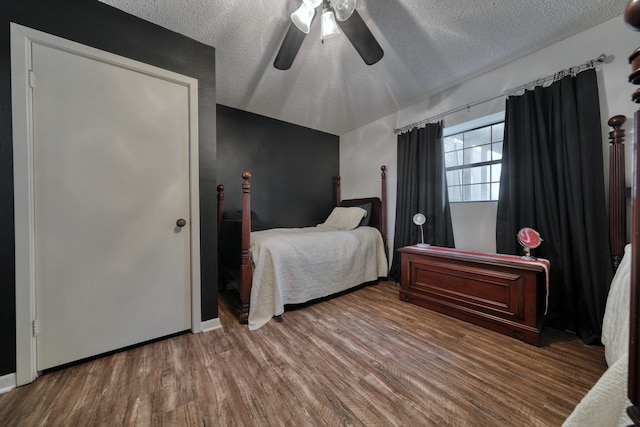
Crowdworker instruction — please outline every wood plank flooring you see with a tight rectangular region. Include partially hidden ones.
[0,281,607,426]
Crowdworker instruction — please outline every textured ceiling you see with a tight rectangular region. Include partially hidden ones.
[99,0,628,135]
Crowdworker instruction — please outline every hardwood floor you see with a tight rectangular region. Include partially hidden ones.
[1,281,606,426]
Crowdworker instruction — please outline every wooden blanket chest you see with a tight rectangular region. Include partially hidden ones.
[398,246,548,346]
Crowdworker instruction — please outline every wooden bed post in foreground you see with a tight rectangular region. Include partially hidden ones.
[608,115,627,272]
[240,171,252,323]
[627,1,640,423]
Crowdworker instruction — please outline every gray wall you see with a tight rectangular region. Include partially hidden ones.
[217,105,340,228]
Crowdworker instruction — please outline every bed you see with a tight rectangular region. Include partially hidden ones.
[562,118,633,426]
[217,166,389,329]
[564,3,640,425]
[563,243,632,426]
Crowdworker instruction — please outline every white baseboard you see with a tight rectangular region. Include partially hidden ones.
[201,317,222,333]
[0,373,16,394]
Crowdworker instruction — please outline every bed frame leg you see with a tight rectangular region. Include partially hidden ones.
[239,305,249,324]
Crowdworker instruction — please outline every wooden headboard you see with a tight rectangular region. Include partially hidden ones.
[336,165,388,255]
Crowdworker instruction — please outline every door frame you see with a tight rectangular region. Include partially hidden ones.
[11,23,202,386]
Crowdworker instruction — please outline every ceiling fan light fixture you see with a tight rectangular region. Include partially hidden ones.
[291,2,316,34]
[321,8,341,41]
[276,0,383,70]
[329,0,356,21]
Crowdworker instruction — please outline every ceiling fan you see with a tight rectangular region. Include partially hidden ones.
[274,0,384,70]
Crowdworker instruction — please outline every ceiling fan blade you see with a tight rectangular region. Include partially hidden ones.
[274,22,307,70]
[337,9,383,65]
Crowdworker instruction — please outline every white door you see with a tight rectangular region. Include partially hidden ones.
[16,32,198,371]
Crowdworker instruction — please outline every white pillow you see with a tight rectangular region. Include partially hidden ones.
[318,207,367,231]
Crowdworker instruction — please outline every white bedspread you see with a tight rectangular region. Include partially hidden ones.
[248,226,388,330]
[563,354,631,427]
[602,244,632,365]
[563,244,632,427]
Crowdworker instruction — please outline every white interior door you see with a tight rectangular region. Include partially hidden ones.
[23,35,196,371]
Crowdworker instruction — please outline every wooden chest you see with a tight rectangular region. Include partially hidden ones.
[398,246,548,346]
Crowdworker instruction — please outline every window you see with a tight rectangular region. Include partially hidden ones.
[443,113,504,202]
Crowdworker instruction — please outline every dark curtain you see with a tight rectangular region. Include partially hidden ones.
[496,69,612,344]
[389,122,455,281]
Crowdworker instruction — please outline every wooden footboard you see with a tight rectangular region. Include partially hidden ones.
[217,166,388,324]
[216,171,255,322]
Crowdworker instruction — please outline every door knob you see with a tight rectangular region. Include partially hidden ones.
[176,218,187,227]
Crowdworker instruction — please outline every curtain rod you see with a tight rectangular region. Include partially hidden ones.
[393,53,607,135]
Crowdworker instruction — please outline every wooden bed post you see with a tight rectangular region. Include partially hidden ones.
[217,184,225,234]
[609,115,627,272]
[381,165,388,262]
[217,184,226,290]
[240,171,252,323]
[335,176,342,206]
[626,1,640,423]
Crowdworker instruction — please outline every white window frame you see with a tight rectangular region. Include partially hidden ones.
[443,111,505,203]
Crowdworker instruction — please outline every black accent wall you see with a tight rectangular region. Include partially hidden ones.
[0,0,217,376]
[217,105,339,228]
